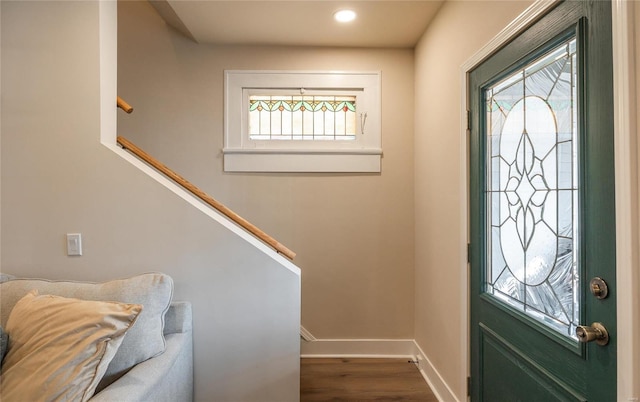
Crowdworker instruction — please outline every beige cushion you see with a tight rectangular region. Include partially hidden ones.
[0,290,142,402]
[0,273,173,388]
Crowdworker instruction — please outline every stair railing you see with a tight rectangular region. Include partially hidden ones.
[116,98,296,260]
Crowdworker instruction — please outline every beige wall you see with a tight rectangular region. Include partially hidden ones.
[1,2,300,400]
[117,1,416,339]
[3,0,640,400]
[413,1,533,399]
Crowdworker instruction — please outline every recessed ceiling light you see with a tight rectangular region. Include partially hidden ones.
[334,9,356,23]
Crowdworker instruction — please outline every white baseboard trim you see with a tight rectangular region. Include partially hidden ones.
[300,338,458,402]
[413,341,460,402]
[300,325,316,342]
[300,338,419,358]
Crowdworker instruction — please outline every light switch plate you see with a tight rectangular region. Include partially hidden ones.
[66,233,82,256]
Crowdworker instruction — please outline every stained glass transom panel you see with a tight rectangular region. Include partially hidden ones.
[484,37,579,339]
[249,95,356,140]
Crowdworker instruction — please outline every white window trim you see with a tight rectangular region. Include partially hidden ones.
[224,70,382,172]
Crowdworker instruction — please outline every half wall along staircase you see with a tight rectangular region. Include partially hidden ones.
[116,96,296,260]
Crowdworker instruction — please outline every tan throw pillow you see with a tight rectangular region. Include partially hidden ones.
[0,273,173,388]
[0,290,142,402]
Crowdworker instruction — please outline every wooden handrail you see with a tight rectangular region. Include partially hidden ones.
[117,136,296,260]
[117,96,134,114]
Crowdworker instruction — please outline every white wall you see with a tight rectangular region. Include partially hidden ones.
[413,1,533,400]
[0,1,2,268]
[1,2,300,401]
[117,0,416,340]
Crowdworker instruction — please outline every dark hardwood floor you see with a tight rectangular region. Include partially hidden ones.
[300,358,438,401]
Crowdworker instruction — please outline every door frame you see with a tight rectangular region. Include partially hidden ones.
[460,0,639,399]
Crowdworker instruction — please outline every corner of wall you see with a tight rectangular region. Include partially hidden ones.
[413,340,460,402]
[1,0,3,271]
[99,1,300,275]
[99,0,117,147]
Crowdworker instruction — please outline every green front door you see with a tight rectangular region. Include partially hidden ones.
[469,1,616,400]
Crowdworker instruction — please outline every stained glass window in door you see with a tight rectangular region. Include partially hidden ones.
[484,37,579,339]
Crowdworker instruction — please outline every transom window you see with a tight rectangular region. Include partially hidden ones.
[224,71,381,173]
[248,95,357,141]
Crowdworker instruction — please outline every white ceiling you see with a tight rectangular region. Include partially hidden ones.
[149,1,445,48]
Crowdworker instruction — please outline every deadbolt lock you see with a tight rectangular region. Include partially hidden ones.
[589,277,609,299]
[576,322,609,346]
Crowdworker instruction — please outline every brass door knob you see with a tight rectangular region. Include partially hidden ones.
[576,322,609,346]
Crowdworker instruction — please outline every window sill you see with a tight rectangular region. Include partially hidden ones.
[222,148,382,173]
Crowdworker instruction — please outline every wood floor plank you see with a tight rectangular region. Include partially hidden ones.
[301,358,438,401]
